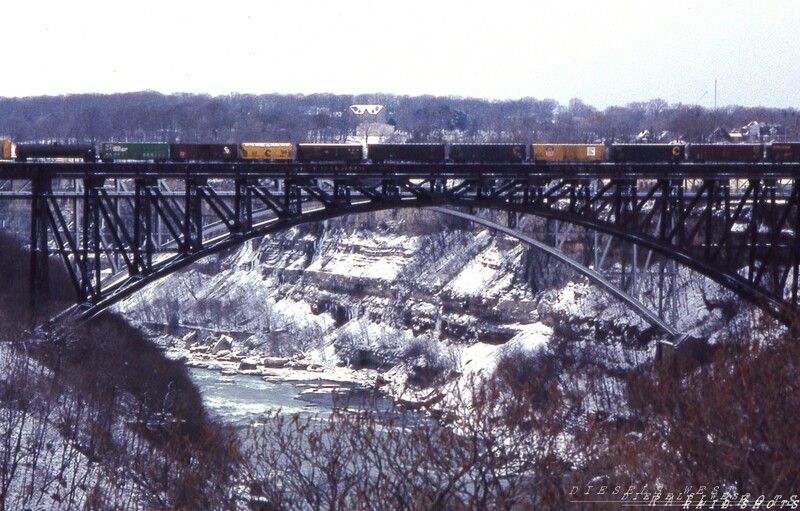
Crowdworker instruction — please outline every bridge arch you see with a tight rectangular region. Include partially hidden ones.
[82,201,685,342]
[71,196,776,335]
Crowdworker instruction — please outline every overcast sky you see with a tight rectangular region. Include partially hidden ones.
[2,0,798,108]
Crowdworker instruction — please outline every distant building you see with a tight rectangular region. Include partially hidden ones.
[710,121,784,143]
[634,129,680,143]
[710,127,737,143]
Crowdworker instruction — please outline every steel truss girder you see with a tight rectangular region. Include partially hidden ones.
[22,172,800,324]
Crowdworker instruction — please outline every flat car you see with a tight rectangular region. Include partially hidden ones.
[532,143,605,162]
[296,143,363,163]
[240,142,293,161]
[449,143,526,163]
[368,143,446,163]
[15,143,96,162]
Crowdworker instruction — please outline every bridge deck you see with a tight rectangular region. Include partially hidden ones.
[2,161,800,179]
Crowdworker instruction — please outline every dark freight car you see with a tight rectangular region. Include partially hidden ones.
[367,143,446,163]
[686,144,763,162]
[767,143,800,162]
[449,144,526,163]
[15,143,96,162]
[296,143,363,163]
[609,144,684,163]
[169,144,238,162]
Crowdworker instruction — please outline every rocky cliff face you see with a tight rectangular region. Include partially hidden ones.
[116,207,757,393]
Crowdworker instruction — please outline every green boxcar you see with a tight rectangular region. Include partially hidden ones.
[100,142,169,162]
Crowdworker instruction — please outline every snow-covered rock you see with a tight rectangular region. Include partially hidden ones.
[116,208,774,402]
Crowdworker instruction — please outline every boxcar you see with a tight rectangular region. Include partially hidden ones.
[609,144,684,163]
[240,142,293,161]
[170,143,238,162]
[367,143,446,163]
[100,142,169,162]
[0,140,11,160]
[449,144,526,163]
[532,144,605,162]
[296,143,363,163]
[15,143,96,162]
[767,143,800,162]
[686,144,763,162]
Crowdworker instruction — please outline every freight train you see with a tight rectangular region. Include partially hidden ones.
[1,140,800,164]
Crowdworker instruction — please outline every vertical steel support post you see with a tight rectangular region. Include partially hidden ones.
[133,180,143,273]
[704,179,716,259]
[81,177,105,302]
[722,180,732,264]
[29,174,51,312]
[234,178,252,232]
[675,180,685,248]
[80,179,90,301]
[133,178,156,274]
[765,178,779,291]
[184,178,203,252]
[285,181,301,215]
[335,180,352,206]
[747,179,762,281]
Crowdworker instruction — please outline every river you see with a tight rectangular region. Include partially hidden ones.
[188,366,392,425]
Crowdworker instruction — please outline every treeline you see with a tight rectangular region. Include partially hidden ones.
[0,231,241,509]
[241,324,800,510]
[0,92,798,144]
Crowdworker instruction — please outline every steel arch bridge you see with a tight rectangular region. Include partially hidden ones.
[2,160,799,324]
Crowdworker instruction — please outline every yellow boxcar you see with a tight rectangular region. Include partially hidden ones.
[532,144,606,162]
[240,142,293,161]
[1,139,11,160]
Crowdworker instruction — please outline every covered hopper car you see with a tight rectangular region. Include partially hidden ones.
[532,144,606,162]
[239,142,293,161]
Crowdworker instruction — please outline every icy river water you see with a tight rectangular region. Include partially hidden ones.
[188,366,391,425]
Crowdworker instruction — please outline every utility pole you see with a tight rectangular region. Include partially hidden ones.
[714,79,718,109]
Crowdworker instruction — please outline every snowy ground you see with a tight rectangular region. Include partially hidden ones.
[117,209,781,414]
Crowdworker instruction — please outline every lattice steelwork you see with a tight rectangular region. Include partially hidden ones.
[0,161,797,323]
